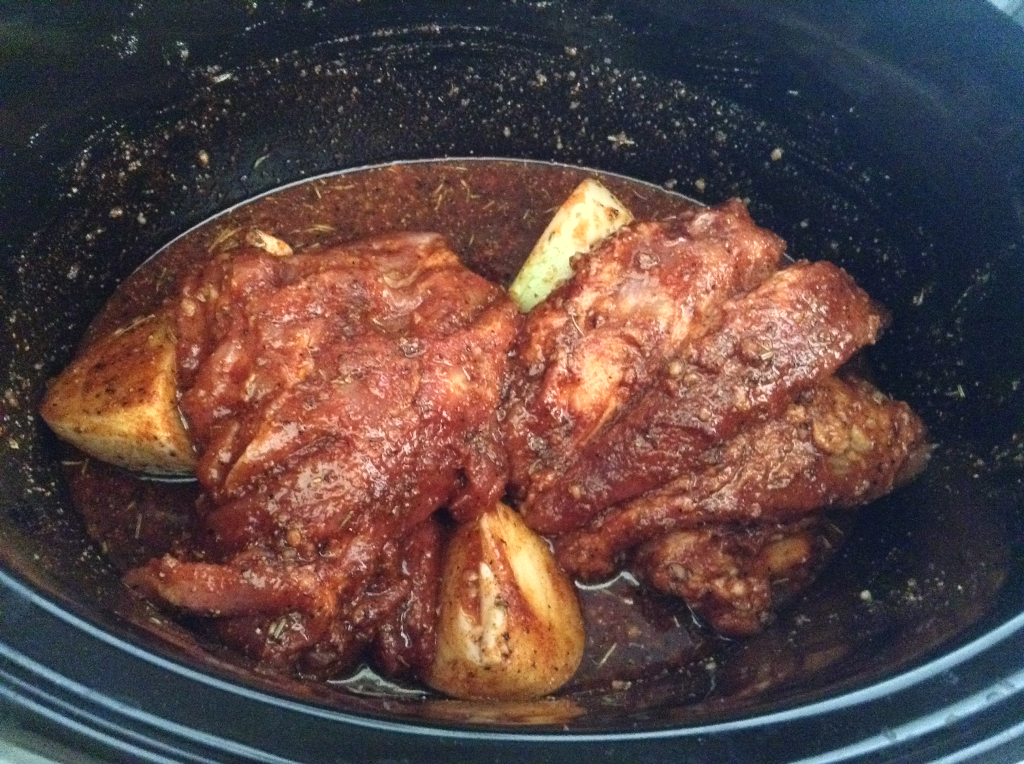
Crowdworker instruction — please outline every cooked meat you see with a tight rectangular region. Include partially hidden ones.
[205,516,444,679]
[555,375,930,581]
[370,516,445,682]
[632,519,834,637]
[126,233,519,677]
[504,200,784,509]
[518,259,886,535]
[500,204,920,640]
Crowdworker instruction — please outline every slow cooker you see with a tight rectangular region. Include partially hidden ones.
[1,2,1023,761]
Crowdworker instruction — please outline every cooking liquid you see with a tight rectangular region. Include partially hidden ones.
[61,159,816,699]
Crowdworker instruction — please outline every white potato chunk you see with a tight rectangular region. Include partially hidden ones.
[508,178,634,311]
[40,314,196,474]
[427,502,585,701]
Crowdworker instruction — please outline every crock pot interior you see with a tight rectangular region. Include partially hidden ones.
[1,0,1023,757]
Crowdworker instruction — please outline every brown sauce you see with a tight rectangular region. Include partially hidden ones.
[61,159,809,698]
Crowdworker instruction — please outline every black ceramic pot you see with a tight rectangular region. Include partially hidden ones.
[1,2,1023,761]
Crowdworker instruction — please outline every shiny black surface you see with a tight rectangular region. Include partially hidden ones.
[1,1,1023,761]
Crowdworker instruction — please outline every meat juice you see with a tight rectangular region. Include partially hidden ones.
[60,158,906,701]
